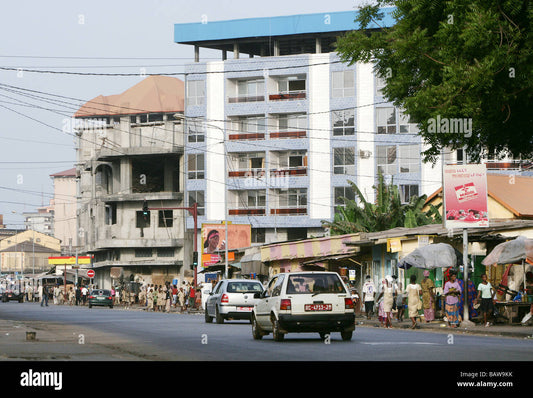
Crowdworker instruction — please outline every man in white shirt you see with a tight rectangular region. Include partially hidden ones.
[362,276,376,319]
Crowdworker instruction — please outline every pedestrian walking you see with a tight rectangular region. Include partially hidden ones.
[420,270,435,322]
[362,276,376,319]
[376,276,394,328]
[393,275,405,322]
[165,288,171,312]
[178,287,185,312]
[147,287,154,311]
[40,285,49,307]
[475,273,495,327]
[406,274,422,329]
[75,286,81,305]
[81,285,88,305]
[443,270,462,328]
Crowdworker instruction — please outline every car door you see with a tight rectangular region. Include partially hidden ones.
[254,276,279,329]
[207,281,223,316]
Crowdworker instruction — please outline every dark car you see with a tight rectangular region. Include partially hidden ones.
[88,289,113,308]
[2,288,24,303]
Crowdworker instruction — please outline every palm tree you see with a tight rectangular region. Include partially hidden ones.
[322,173,441,235]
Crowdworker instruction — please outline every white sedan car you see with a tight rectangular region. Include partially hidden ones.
[205,279,264,323]
[251,271,355,341]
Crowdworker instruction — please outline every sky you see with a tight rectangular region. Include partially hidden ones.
[0,0,366,229]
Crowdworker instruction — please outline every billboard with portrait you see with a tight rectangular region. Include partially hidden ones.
[201,223,251,267]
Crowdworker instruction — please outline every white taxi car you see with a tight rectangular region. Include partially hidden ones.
[251,271,355,341]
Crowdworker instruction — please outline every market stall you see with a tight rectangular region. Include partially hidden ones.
[481,236,533,324]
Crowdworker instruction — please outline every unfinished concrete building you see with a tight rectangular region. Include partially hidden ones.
[74,76,188,289]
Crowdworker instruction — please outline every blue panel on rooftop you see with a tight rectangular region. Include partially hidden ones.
[174,8,395,44]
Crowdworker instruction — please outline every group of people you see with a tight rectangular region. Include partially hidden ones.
[137,281,198,312]
[360,270,499,329]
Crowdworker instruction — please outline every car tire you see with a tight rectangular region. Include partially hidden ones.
[252,315,264,340]
[215,306,224,324]
[205,308,213,323]
[272,318,285,342]
[88,304,92,308]
[341,330,353,341]
[109,305,113,309]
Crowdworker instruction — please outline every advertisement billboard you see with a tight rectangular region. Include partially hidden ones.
[443,164,489,229]
[201,223,251,267]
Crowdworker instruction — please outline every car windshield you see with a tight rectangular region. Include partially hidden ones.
[91,289,110,296]
[227,282,263,293]
[286,274,346,294]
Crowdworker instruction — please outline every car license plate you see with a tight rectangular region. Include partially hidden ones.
[97,297,104,300]
[237,306,252,312]
[305,304,332,312]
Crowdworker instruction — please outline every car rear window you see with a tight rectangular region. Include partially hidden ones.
[227,282,263,293]
[286,274,346,294]
[91,289,111,296]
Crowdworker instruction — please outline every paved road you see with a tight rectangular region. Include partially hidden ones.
[1,302,533,362]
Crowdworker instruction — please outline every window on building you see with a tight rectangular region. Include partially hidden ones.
[158,210,173,228]
[399,184,419,204]
[187,118,205,143]
[187,153,205,179]
[399,145,420,173]
[280,188,307,208]
[334,186,356,213]
[277,113,307,131]
[287,228,307,241]
[331,70,355,98]
[104,203,117,225]
[252,228,266,243]
[236,79,265,101]
[375,75,387,97]
[376,107,396,134]
[333,147,355,175]
[376,145,397,175]
[135,248,152,258]
[230,115,266,136]
[277,76,306,94]
[188,191,205,216]
[246,190,266,209]
[187,80,205,106]
[399,110,419,134]
[157,248,175,257]
[131,156,166,193]
[332,109,355,136]
[235,152,265,171]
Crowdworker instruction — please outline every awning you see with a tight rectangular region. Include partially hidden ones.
[239,252,269,275]
[301,252,360,266]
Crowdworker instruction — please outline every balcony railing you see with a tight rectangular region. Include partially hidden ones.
[269,91,306,101]
[228,208,266,215]
[228,132,265,140]
[270,207,307,215]
[228,168,265,178]
[269,167,307,176]
[269,130,307,139]
[228,95,265,103]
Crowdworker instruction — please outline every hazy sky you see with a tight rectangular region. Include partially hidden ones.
[0,0,366,228]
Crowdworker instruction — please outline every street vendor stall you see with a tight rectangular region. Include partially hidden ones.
[481,236,533,324]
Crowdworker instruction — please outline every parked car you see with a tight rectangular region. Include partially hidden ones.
[251,271,355,341]
[2,288,24,303]
[205,279,264,324]
[88,289,114,308]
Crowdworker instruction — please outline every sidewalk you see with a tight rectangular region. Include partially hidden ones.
[354,314,533,339]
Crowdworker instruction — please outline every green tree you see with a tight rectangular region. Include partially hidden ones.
[322,174,442,235]
[335,0,533,162]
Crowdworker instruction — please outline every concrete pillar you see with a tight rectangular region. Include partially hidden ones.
[274,40,280,56]
[315,37,322,54]
[233,42,240,59]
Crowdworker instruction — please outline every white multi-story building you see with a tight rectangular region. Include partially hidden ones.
[174,9,444,248]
